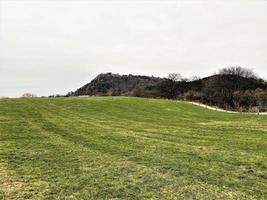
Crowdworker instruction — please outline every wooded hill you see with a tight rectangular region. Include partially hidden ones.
[67,67,267,112]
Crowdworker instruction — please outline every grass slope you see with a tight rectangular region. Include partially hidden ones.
[0,97,266,199]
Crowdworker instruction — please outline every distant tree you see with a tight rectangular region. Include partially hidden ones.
[158,73,183,99]
[21,93,37,98]
[168,73,182,82]
[218,66,258,79]
[168,73,182,99]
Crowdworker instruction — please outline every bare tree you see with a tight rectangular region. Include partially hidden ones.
[168,73,182,82]
[161,73,182,99]
[218,66,258,79]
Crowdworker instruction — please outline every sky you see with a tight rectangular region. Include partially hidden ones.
[0,0,267,97]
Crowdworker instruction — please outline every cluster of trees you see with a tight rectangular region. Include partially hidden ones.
[156,67,267,112]
[233,89,267,112]
[218,66,258,79]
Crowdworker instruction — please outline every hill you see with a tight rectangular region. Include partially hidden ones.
[68,71,267,112]
[0,97,266,199]
[68,73,162,97]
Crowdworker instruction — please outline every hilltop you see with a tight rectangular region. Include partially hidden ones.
[69,73,162,97]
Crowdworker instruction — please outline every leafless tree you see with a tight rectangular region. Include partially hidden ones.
[168,73,182,82]
[218,66,258,79]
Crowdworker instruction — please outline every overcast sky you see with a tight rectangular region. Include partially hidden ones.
[1,0,267,97]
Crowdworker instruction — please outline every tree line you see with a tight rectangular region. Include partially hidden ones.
[152,67,267,112]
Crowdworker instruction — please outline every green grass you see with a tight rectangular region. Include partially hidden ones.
[0,96,266,199]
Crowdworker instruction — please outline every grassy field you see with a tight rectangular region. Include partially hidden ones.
[0,97,266,199]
